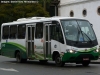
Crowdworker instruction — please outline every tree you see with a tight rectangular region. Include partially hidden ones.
[39,0,52,10]
[0,3,49,31]
[38,0,59,16]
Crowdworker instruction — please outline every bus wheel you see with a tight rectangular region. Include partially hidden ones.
[55,55,65,67]
[82,61,90,66]
[16,52,22,63]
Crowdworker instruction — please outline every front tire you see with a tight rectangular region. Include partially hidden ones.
[55,55,65,67]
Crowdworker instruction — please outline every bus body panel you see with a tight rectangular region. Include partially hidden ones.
[1,39,27,59]
[51,40,61,53]
[0,17,99,66]
[34,39,44,60]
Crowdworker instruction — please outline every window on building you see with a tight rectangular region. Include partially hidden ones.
[97,6,100,15]
[35,22,43,38]
[9,25,17,39]
[83,9,87,17]
[18,24,26,39]
[2,26,9,39]
[70,10,74,17]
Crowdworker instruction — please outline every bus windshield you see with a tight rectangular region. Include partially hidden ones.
[61,19,97,47]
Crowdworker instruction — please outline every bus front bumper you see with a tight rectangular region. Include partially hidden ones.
[61,52,99,63]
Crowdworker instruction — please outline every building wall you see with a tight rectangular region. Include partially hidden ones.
[59,0,100,45]
[60,0,76,4]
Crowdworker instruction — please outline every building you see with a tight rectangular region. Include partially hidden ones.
[59,0,100,45]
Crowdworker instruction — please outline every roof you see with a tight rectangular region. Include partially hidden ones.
[2,16,87,26]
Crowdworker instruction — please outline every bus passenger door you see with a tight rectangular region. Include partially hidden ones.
[26,25,35,58]
[44,23,51,60]
[34,22,44,60]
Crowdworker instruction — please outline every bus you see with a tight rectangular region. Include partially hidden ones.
[1,17,99,67]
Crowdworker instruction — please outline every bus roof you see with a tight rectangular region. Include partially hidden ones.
[2,16,87,26]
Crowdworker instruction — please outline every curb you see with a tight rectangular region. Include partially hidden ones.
[90,60,100,64]
[90,62,100,64]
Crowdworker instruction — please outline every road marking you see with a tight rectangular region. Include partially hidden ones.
[0,68,19,72]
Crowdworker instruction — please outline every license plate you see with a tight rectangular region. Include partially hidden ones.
[83,58,89,60]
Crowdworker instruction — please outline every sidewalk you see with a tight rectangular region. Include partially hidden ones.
[91,59,100,64]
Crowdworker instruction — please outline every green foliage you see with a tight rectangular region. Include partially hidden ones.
[39,0,52,4]
[38,0,52,9]
[38,0,55,16]
[0,3,50,30]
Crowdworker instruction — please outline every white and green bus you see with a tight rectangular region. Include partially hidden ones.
[1,17,99,66]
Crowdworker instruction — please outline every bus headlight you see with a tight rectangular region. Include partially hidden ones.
[69,50,74,53]
[96,49,99,52]
[66,49,77,53]
[94,49,99,52]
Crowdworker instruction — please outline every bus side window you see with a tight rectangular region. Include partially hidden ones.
[50,21,64,44]
[50,25,56,40]
[58,26,64,44]
[35,23,43,38]
[2,26,9,39]
[9,25,17,39]
[18,24,26,39]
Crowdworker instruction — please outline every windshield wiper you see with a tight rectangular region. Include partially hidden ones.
[76,21,93,44]
[81,30,93,43]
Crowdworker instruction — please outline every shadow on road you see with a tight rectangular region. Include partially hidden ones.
[4,60,93,69]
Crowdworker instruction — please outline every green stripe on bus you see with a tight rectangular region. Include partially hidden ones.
[2,42,26,52]
[35,53,44,59]
[78,47,97,52]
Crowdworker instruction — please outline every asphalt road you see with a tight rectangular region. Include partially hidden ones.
[0,56,100,75]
